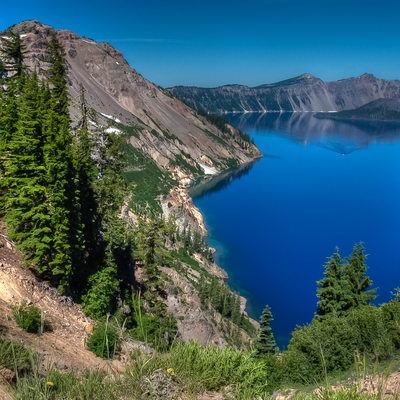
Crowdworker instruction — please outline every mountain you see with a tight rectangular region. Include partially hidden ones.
[315,98,400,122]
[168,73,400,113]
[1,20,260,230]
[0,20,261,350]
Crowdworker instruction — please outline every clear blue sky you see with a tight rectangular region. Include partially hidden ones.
[2,0,400,87]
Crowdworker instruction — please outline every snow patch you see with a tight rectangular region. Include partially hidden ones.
[100,112,121,123]
[199,162,217,175]
[19,34,27,38]
[105,127,122,135]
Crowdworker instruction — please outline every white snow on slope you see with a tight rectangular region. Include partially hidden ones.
[199,162,217,175]
[100,112,121,123]
[105,127,122,135]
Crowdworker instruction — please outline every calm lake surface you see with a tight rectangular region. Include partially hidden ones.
[192,112,400,348]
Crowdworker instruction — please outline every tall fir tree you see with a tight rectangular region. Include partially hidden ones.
[69,87,98,290]
[4,73,52,267]
[316,248,352,317]
[255,305,277,356]
[0,32,25,78]
[0,33,25,214]
[344,242,376,308]
[316,243,376,319]
[41,33,79,290]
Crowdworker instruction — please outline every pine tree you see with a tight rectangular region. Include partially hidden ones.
[4,73,52,267]
[0,33,26,214]
[255,305,277,356]
[343,242,376,308]
[0,80,20,214]
[0,32,25,77]
[41,33,78,290]
[70,86,98,290]
[134,218,171,308]
[316,248,351,317]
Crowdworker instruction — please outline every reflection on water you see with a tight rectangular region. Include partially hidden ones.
[190,161,256,199]
[226,112,400,154]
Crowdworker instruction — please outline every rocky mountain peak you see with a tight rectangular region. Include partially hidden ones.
[359,72,376,80]
[299,72,316,79]
[0,19,53,36]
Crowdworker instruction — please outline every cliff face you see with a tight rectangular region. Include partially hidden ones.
[168,73,400,113]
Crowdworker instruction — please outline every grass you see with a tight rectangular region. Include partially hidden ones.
[12,302,50,335]
[0,337,32,373]
[87,317,119,359]
[4,337,270,400]
[121,142,175,214]
[125,341,270,399]
[282,351,400,399]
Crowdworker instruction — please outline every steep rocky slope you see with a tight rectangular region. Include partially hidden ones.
[1,20,261,229]
[169,73,400,113]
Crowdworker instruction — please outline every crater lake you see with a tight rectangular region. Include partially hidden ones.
[191,112,400,348]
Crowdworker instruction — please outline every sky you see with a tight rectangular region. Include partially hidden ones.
[1,0,400,87]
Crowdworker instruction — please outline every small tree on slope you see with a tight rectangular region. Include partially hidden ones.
[255,304,277,356]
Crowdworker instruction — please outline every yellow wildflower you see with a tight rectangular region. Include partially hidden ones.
[46,381,54,387]
[166,368,175,376]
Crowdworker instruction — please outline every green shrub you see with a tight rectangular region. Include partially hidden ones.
[81,266,120,319]
[87,320,118,359]
[282,306,394,384]
[12,302,47,335]
[0,337,32,373]
[381,300,400,349]
[130,306,177,351]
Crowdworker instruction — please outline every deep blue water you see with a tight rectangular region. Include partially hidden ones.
[192,112,400,348]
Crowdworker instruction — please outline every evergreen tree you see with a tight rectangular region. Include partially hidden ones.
[0,32,25,77]
[0,59,5,77]
[316,248,351,317]
[255,305,277,356]
[0,80,20,214]
[42,33,68,115]
[316,243,376,319]
[4,73,52,267]
[0,32,26,214]
[344,242,376,308]
[70,86,98,290]
[134,218,171,309]
[41,33,78,290]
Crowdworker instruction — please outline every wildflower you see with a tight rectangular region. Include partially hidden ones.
[46,381,54,387]
[166,368,175,376]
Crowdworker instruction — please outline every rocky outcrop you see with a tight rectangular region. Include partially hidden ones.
[169,73,400,113]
